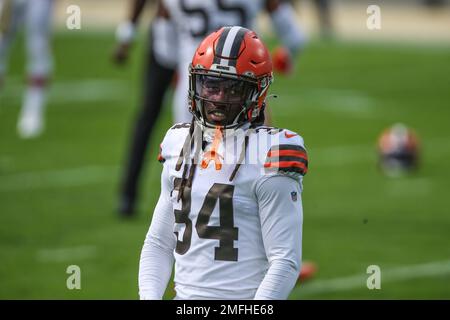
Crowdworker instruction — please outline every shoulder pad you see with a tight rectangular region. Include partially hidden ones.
[262,128,308,177]
[157,123,191,163]
[170,123,191,130]
[253,126,284,136]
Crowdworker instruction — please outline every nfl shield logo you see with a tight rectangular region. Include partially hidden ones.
[291,191,297,202]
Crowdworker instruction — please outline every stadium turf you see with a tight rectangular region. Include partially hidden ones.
[0,31,449,299]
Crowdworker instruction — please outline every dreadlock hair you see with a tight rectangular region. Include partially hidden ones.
[228,103,267,181]
[252,102,266,127]
[175,105,267,200]
[175,117,202,202]
[175,118,193,201]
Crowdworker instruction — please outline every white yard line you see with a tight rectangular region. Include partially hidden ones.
[0,165,119,192]
[36,245,97,263]
[386,177,433,197]
[292,259,450,296]
[273,88,376,118]
[49,80,129,103]
[1,79,129,104]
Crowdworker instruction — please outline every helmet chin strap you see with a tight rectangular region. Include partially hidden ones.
[229,106,248,128]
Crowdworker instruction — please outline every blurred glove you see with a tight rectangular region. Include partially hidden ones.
[113,42,131,65]
[112,21,136,65]
[272,46,293,75]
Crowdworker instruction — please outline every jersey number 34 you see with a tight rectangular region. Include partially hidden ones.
[173,178,239,262]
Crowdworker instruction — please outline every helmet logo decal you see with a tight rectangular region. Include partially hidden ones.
[213,26,247,68]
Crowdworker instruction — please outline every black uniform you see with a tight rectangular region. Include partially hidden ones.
[119,21,176,216]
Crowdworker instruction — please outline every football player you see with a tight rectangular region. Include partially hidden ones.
[0,0,54,138]
[313,0,334,39]
[113,0,178,216]
[377,123,420,177]
[116,0,306,217]
[139,27,308,300]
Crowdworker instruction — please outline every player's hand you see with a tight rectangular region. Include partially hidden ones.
[272,46,293,75]
[113,21,136,65]
[113,42,131,65]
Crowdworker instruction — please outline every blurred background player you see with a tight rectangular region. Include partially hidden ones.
[115,0,306,217]
[423,0,446,8]
[0,0,54,139]
[312,0,333,39]
[163,0,307,127]
[113,0,178,216]
[377,123,420,177]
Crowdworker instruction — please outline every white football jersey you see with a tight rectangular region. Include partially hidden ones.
[163,0,265,40]
[0,0,53,77]
[158,123,307,299]
[150,17,178,69]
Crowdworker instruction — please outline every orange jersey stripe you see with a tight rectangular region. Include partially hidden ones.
[268,149,307,159]
[157,143,164,162]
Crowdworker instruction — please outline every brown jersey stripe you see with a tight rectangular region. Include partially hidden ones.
[266,155,308,166]
[264,160,306,169]
[264,165,307,176]
[267,149,307,160]
[279,165,307,175]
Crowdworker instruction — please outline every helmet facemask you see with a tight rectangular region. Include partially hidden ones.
[189,68,262,129]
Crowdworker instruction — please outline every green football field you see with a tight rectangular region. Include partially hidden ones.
[1,31,449,299]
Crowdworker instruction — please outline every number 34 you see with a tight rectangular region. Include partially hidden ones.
[173,178,239,261]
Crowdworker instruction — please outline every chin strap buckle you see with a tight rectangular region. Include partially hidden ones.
[201,126,223,170]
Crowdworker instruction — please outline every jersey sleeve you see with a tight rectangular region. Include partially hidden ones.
[263,129,308,181]
[138,161,176,299]
[252,128,306,299]
[254,174,303,299]
[268,0,306,55]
